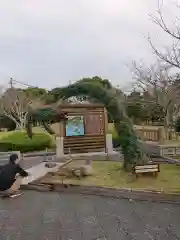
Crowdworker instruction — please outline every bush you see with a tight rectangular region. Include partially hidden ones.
[0,131,52,153]
[108,123,121,148]
[175,117,180,134]
[112,135,121,148]
[108,123,118,137]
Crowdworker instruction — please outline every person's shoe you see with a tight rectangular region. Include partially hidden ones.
[9,192,22,198]
[2,191,22,198]
[2,192,12,198]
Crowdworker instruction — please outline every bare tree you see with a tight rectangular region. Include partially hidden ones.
[132,61,180,140]
[0,88,42,130]
[149,0,180,69]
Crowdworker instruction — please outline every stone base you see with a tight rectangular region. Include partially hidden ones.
[54,151,122,162]
[81,165,93,176]
[73,165,93,177]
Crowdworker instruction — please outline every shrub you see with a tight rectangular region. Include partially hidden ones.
[108,123,118,137]
[0,131,52,153]
[108,123,121,148]
[112,135,121,148]
[175,117,180,134]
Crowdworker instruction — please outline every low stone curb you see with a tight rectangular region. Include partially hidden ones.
[21,183,180,204]
[151,156,180,164]
[161,156,180,164]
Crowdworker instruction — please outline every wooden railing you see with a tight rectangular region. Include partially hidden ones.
[134,125,178,142]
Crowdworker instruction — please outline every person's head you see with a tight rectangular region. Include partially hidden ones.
[9,154,19,164]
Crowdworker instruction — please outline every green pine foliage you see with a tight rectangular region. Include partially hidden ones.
[25,77,143,170]
[175,117,180,134]
[47,78,142,170]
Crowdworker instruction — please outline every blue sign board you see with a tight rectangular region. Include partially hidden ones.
[65,115,85,136]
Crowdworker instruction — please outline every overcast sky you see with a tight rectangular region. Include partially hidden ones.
[0,0,178,90]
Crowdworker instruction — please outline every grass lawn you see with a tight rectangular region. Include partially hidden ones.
[0,127,55,152]
[171,156,180,160]
[0,131,14,139]
[41,161,180,193]
[0,127,54,139]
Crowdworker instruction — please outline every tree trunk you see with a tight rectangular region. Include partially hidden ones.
[18,119,27,131]
[15,122,21,130]
[123,155,133,172]
[164,114,169,141]
[164,110,173,141]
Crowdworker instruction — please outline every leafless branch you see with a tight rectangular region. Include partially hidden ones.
[0,88,42,130]
[148,36,180,69]
[131,61,180,130]
[150,0,180,40]
[148,0,180,69]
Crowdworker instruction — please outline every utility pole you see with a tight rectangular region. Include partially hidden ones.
[9,78,13,88]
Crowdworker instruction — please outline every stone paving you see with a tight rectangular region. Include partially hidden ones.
[20,156,45,169]
[0,191,180,239]
[21,162,64,185]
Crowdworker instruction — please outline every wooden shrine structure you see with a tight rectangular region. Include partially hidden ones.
[55,104,108,154]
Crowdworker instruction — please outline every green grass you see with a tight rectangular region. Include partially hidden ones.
[42,161,180,193]
[0,131,14,139]
[0,127,54,139]
[0,127,56,152]
[1,131,48,143]
[171,156,180,160]
[108,123,118,137]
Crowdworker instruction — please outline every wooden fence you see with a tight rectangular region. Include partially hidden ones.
[134,125,178,142]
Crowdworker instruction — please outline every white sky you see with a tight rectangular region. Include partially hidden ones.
[0,0,179,90]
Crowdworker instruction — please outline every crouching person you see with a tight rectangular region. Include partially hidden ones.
[0,153,29,197]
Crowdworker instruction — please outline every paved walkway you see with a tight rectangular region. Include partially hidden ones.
[22,162,64,185]
[0,191,180,239]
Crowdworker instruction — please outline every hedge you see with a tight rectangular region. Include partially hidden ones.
[112,135,121,148]
[0,130,121,152]
[0,131,52,153]
[175,118,180,134]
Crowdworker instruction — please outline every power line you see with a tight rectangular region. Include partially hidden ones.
[9,78,39,89]
[9,77,140,96]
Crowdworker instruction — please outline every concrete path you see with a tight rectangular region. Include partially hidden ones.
[19,151,122,185]
[20,156,45,169]
[22,162,64,185]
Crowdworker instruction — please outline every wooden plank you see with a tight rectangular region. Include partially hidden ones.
[64,138,105,143]
[64,144,104,149]
[64,134,105,154]
[135,165,158,170]
[135,169,158,173]
[64,139,105,143]
[64,139,105,144]
[64,135,105,141]
[64,144,104,150]
[64,147,104,154]
[64,145,104,151]
[64,137,105,144]
[134,163,160,176]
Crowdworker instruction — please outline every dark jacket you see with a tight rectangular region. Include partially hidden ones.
[0,162,29,191]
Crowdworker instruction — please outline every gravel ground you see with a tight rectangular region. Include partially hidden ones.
[0,191,180,240]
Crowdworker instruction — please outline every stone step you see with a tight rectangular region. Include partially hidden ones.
[55,151,121,162]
